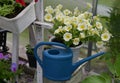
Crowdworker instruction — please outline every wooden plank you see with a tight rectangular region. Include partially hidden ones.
[12,33,19,82]
[29,24,36,47]
[35,0,44,83]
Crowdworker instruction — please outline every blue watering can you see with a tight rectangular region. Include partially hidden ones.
[34,42,105,81]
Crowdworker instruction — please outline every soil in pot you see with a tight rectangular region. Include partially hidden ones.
[5,3,29,18]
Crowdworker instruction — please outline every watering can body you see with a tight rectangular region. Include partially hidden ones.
[34,42,105,81]
[43,48,73,80]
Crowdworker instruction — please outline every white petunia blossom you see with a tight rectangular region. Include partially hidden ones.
[64,16,72,25]
[63,33,72,41]
[96,41,104,48]
[96,22,103,30]
[74,7,80,16]
[54,29,60,34]
[63,9,71,16]
[54,26,63,34]
[86,2,92,9]
[77,23,87,31]
[101,33,111,41]
[73,38,80,45]
[44,13,53,22]
[64,25,72,31]
[56,13,64,22]
[45,6,54,14]
[56,4,63,10]
[93,16,100,21]
[80,33,85,38]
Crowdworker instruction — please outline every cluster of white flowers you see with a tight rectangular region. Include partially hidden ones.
[44,4,112,47]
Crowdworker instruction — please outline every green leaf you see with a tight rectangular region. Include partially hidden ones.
[81,75,106,83]
[0,5,14,16]
[114,54,120,77]
[101,73,112,83]
[106,59,116,75]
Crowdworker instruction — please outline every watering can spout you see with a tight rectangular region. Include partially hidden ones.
[71,52,105,74]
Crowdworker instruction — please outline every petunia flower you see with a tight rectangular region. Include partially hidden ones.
[11,63,17,72]
[16,0,26,7]
[0,53,4,59]
[63,33,72,41]
[3,55,9,60]
[101,33,111,42]
[35,0,38,2]
[73,38,80,45]
[44,13,53,22]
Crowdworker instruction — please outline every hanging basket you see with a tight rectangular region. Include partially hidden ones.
[0,1,36,34]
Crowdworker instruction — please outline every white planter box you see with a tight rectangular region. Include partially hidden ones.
[0,1,36,34]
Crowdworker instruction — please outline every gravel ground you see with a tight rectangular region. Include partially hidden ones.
[18,64,35,83]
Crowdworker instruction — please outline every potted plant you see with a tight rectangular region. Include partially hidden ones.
[0,0,36,34]
[26,44,36,68]
[44,4,112,62]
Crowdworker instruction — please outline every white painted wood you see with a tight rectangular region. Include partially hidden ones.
[35,25,44,83]
[34,21,53,29]
[35,0,44,83]
[29,24,37,47]
[35,0,44,21]
[32,22,53,83]
[12,33,19,66]
[0,1,36,34]
[12,33,19,82]
[34,0,53,82]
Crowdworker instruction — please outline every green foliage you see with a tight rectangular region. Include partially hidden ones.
[0,0,14,16]
[81,0,120,82]
[0,59,22,82]
[25,44,34,55]
[107,0,120,51]
[98,0,120,81]
[0,0,14,6]
[105,0,120,79]
[81,75,106,83]
[0,0,24,17]
[81,73,111,83]
[0,5,14,16]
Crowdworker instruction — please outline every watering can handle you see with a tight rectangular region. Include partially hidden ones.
[34,42,72,67]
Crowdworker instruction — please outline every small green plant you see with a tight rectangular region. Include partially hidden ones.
[25,44,34,55]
